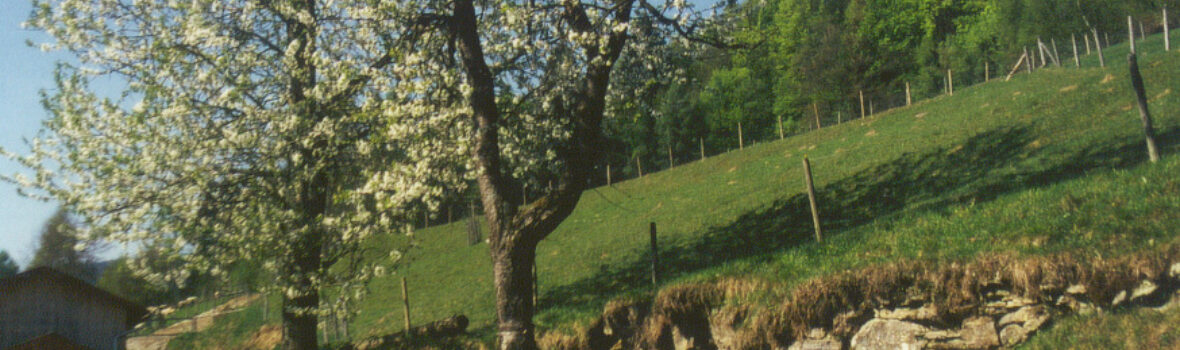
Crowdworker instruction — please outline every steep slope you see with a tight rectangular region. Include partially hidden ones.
[179,31,1180,349]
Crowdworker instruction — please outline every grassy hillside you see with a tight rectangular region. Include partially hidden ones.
[178,31,1180,348]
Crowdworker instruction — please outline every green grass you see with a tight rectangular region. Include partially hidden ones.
[165,293,282,350]
[131,296,228,337]
[184,30,1180,348]
[1020,306,1180,349]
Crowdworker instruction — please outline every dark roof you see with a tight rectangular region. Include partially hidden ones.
[6,333,94,350]
[0,266,148,327]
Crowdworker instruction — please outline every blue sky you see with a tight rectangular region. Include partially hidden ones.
[1,2,62,266]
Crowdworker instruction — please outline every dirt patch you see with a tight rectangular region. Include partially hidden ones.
[914,112,927,119]
[1059,85,1078,92]
[1101,74,1116,84]
[1152,88,1172,102]
[865,130,878,137]
[242,324,282,350]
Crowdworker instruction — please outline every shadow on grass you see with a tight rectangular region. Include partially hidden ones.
[536,124,1180,323]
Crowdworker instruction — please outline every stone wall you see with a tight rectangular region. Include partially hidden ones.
[558,247,1180,350]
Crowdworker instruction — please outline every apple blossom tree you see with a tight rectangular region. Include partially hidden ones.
[402,0,721,348]
[7,0,722,349]
[7,1,468,349]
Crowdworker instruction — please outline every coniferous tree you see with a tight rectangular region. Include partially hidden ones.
[0,250,18,279]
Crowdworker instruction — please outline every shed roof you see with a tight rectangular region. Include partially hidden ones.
[0,266,148,328]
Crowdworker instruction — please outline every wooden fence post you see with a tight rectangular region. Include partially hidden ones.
[812,102,822,129]
[985,61,990,82]
[737,121,744,149]
[1072,34,1080,67]
[635,155,644,177]
[802,157,822,243]
[1140,21,1146,41]
[649,222,659,287]
[778,114,784,139]
[1128,53,1162,162]
[837,111,842,124]
[1129,16,1137,54]
[905,82,911,106]
[467,201,482,245]
[401,277,411,335]
[859,90,865,119]
[606,164,611,186]
[1094,29,1106,67]
[667,145,674,168]
[1085,32,1092,55]
[1166,8,1171,52]
[1024,46,1033,73]
[1037,37,1046,67]
[1006,52,1027,81]
[947,69,954,95]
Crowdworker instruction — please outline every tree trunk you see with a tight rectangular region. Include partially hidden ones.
[491,241,539,350]
[281,291,320,350]
[449,0,632,347]
[281,241,322,350]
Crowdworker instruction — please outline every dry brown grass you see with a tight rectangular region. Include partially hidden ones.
[540,244,1180,350]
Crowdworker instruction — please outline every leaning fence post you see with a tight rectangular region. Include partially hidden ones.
[1037,37,1046,67]
[812,102,822,129]
[1129,16,1137,54]
[649,222,659,287]
[802,156,823,243]
[1128,53,1162,162]
[1094,29,1106,67]
[1085,32,1092,55]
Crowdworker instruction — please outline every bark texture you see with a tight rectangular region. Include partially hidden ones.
[448,0,632,347]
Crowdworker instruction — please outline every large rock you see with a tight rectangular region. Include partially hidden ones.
[997,306,1049,346]
[926,316,999,350]
[850,319,929,350]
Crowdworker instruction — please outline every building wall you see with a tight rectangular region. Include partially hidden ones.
[0,278,129,350]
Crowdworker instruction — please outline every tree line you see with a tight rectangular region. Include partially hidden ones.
[600,0,1169,179]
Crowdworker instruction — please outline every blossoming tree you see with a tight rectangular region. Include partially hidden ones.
[8,1,466,349]
[9,0,717,349]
